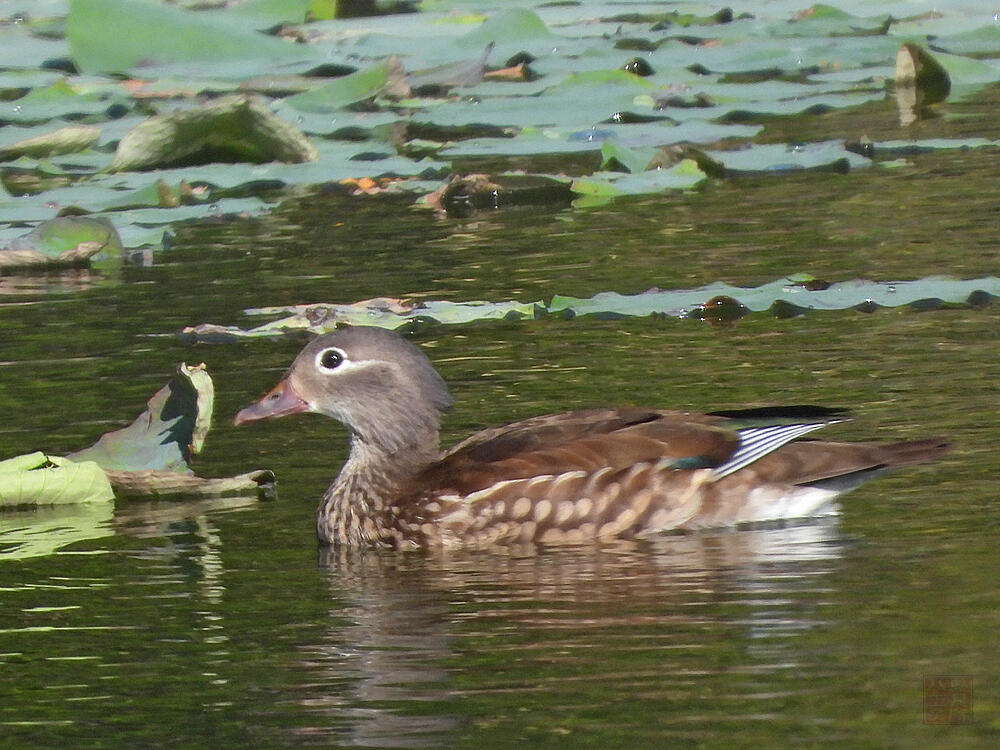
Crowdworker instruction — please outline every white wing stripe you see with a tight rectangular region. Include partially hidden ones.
[711,422,837,480]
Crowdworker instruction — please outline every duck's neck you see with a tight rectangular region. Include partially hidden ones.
[317,430,439,547]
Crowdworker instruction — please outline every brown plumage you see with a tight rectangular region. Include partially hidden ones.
[234,327,949,548]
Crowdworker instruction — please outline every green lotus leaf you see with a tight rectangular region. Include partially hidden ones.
[0,216,122,260]
[570,159,707,201]
[285,58,407,113]
[67,0,318,75]
[6,78,124,125]
[183,276,1000,341]
[108,96,318,172]
[0,125,100,160]
[459,7,553,48]
[223,0,313,26]
[0,453,114,508]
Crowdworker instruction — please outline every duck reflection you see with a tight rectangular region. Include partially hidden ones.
[302,521,844,746]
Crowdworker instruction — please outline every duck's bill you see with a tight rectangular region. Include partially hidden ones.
[234,380,310,426]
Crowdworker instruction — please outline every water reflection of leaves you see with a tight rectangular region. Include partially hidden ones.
[0,268,98,295]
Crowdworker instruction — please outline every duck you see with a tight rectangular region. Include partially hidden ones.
[234,326,949,549]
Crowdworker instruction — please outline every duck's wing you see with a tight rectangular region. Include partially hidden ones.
[420,405,942,498]
[420,407,832,497]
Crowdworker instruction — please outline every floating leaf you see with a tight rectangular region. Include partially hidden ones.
[4,216,122,257]
[285,58,408,112]
[0,0,997,248]
[0,453,114,508]
[1,216,122,270]
[460,8,553,48]
[570,159,708,203]
[5,79,123,124]
[548,277,1000,318]
[600,141,650,174]
[225,0,313,26]
[67,0,317,75]
[0,125,101,160]
[181,277,1000,341]
[181,298,543,340]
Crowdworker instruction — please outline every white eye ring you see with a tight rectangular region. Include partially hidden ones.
[316,347,348,372]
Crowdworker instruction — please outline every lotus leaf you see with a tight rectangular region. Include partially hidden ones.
[0,453,114,507]
[181,276,1000,341]
[108,96,318,172]
[68,362,213,473]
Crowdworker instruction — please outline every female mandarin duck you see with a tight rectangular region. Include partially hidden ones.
[234,326,948,548]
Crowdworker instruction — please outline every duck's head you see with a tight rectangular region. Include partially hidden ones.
[234,326,453,453]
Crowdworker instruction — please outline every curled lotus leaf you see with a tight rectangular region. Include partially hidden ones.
[108,96,318,172]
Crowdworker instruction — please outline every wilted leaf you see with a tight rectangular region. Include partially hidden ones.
[104,469,276,500]
[181,298,543,340]
[0,125,101,160]
[424,173,574,215]
[409,44,494,91]
[895,43,951,104]
[67,363,214,473]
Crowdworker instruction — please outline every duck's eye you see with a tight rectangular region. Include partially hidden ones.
[318,348,345,371]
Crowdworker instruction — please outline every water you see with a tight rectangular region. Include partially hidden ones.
[1,148,998,746]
